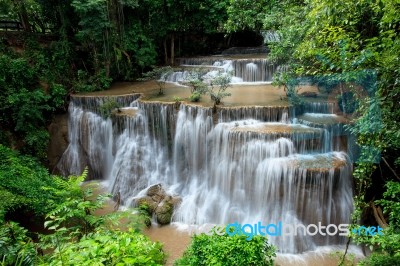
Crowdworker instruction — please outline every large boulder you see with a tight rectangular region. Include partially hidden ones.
[134,184,181,225]
[155,198,174,225]
[136,196,158,213]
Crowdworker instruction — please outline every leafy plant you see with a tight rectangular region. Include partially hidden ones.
[74,69,112,93]
[40,228,165,266]
[138,66,173,95]
[137,203,152,227]
[207,73,232,106]
[186,69,208,94]
[0,145,61,219]
[189,92,202,102]
[0,222,37,266]
[99,97,122,118]
[175,231,275,266]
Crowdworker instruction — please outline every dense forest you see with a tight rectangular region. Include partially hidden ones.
[0,0,399,265]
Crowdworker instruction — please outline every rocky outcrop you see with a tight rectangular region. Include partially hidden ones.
[47,113,69,173]
[135,184,181,225]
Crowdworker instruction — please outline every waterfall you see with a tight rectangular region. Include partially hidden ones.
[58,94,354,254]
[171,57,280,83]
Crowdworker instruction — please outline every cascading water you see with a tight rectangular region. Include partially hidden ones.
[169,57,280,83]
[58,94,354,254]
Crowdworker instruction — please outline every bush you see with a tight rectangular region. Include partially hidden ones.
[99,97,121,118]
[0,222,37,266]
[37,169,163,265]
[138,66,173,95]
[174,232,275,266]
[40,228,165,266]
[0,145,61,219]
[353,181,400,265]
[189,92,202,102]
[207,73,232,106]
[358,253,400,266]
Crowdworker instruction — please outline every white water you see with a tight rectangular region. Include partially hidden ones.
[58,96,354,254]
[168,57,279,83]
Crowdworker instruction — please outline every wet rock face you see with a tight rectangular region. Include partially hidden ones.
[135,184,181,225]
[47,113,69,173]
[155,198,174,225]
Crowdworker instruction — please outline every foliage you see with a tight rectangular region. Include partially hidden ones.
[352,181,400,265]
[173,96,183,102]
[139,66,173,95]
[0,222,37,266]
[358,253,400,266]
[0,145,61,219]
[40,228,165,266]
[123,23,158,79]
[272,71,303,106]
[99,97,122,118]
[207,73,232,105]
[263,0,309,63]
[0,43,74,160]
[174,232,275,266]
[39,169,164,265]
[137,203,152,227]
[189,92,202,102]
[0,163,165,266]
[225,0,270,32]
[377,181,400,228]
[74,69,113,93]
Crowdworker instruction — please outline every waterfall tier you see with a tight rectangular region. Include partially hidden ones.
[170,56,280,83]
[57,94,353,254]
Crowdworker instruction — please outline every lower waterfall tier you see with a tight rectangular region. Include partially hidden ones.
[57,95,354,254]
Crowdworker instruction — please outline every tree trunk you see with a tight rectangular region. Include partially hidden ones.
[164,38,168,65]
[170,34,175,66]
[14,0,31,32]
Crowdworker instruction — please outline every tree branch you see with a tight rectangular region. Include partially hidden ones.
[370,201,388,228]
[382,157,400,181]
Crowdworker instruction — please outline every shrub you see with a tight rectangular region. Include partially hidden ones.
[0,222,37,266]
[0,145,60,219]
[189,92,202,102]
[174,232,275,266]
[207,73,232,106]
[99,97,122,118]
[40,228,165,266]
[138,66,173,95]
[358,253,400,266]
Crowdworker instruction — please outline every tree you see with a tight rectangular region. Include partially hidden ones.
[225,0,271,32]
[260,0,400,263]
[207,72,232,106]
[138,66,173,95]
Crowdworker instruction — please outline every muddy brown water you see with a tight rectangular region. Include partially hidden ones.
[77,81,324,108]
[88,182,360,266]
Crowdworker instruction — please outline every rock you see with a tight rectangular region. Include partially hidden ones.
[48,113,69,173]
[135,196,158,213]
[134,184,182,225]
[171,196,182,206]
[155,199,174,225]
[146,184,166,203]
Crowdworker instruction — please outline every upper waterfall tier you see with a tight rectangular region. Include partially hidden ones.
[57,94,354,254]
[170,55,280,83]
